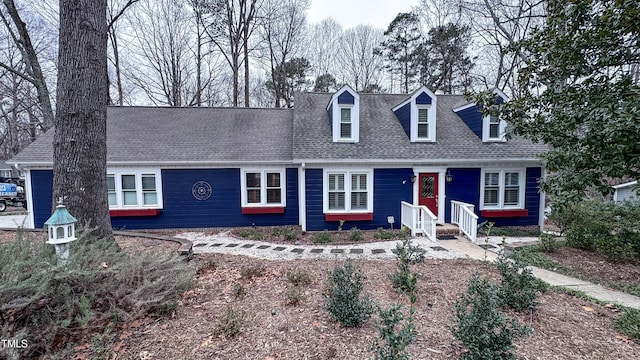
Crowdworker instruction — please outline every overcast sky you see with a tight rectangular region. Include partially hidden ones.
[307,0,419,30]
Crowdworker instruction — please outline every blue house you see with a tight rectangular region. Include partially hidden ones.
[9,86,548,241]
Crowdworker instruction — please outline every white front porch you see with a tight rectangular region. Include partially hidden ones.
[401,200,478,243]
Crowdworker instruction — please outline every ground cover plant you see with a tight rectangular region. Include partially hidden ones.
[0,231,193,359]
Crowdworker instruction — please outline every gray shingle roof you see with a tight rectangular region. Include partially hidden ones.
[11,93,547,167]
[292,92,548,162]
[10,106,294,165]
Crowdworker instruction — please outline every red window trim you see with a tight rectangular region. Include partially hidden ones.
[480,209,528,218]
[242,206,285,214]
[325,213,373,221]
[109,209,161,217]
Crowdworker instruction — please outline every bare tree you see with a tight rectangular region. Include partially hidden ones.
[336,25,385,92]
[203,0,262,107]
[306,18,342,79]
[0,38,48,158]
[458,0,545,93]
[107,0,141,105]
[260,0,309,107]
[125,0,202,106]
[54,0,112,239]
[0,0,55,131]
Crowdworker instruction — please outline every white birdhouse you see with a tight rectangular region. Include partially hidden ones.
[44,199,78,262]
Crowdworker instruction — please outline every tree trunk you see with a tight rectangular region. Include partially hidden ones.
[53,0,113,240]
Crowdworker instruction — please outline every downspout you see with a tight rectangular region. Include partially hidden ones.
[539,166,547,233]
[299,162,306,232]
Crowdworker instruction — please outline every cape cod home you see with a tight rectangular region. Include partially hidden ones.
[9,85,548,241]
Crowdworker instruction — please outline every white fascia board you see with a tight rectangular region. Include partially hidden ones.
[452,102,475,113]
[391,98,411,112]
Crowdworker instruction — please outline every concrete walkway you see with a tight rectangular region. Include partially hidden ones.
[177,231,640,310]
[438,237,640,310]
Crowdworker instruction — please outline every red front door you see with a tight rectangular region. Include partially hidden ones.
[418,173,438,216]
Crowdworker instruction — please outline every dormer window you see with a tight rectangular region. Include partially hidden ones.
[392,86,437,142]
[482,115,506,142]
[417,106,429,139]
[340,107,352,139]
[328,85,359,143]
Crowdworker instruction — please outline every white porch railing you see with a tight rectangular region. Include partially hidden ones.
[400,201,437,241]
[451,200,478,243]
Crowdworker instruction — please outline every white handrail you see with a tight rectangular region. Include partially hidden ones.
[400,201,437,241]
[451,200,478,243]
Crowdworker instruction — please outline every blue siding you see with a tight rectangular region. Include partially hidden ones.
[337,91,355,104]
[372,168,413,229]
[305,169,325,230]
[416,91,432,105]
[31,170,54,228]
[393,103,411,138]
[30,168,299,229]
[455,106,482,139]
[444,167,542,227]
[445,168,481,223]
[305,168,413,231]
[327,103,333,126]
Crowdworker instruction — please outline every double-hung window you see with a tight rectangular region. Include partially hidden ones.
[481,169,525,209]
[483,115,506,142]
[241,169,285,207]
[324,170,372,213]
[340,107,352,139]
[107,170,162,209]
[417,107,429,139]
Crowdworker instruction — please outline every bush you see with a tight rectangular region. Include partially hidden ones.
[349,227,363,242]
[232,283,246,299]
[450,274,531,360]
[495,256,547,312]
[213,306,245,338]
[272,226,297,241]
[561,200,639,261]
[0,232,194,358]
[324,259,375,327]
[389,238,425,294]
[374,228,397,240]
[237,228,267,240]
[240,264,266,279]
[285,285,305,306]
[371,304,416,360]
[313,230,333,244]
[286,269,313,287]
[538,233,560,253]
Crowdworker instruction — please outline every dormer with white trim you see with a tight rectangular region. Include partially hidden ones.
[454,88,508,143]
[327,85,360,143]
[392,86,437,142]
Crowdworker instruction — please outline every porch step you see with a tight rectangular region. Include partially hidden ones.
[436,223,460,235]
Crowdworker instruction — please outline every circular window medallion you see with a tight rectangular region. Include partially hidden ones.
[192,181,212,201]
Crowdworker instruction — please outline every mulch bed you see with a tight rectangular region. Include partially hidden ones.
[2,229,639,359]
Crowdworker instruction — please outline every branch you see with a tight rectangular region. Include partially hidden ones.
[108,0,140,29]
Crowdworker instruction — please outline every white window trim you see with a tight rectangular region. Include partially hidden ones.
[480,169,526,210]
[482,115,507,142]
[338,105,354,141]
[240,169,287,207]
[322,169,373,214]
[411,103,436,142]
[107,169,163,209]
[330,88,360,143]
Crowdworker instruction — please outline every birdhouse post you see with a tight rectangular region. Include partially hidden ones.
[44,199,78,263]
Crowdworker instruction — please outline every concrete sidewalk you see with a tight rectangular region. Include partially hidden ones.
[437,237,640,310]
